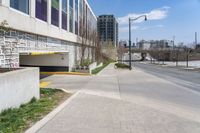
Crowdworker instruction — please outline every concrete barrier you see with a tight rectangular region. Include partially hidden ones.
[89,62,97,74]
[89,62,103,74]
[97,63,103,68]
[0,67,40,112]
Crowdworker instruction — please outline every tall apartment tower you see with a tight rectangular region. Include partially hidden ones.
[97,15,118,47]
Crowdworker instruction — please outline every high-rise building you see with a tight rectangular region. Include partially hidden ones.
[0,0,97,71]
[97,15,118,47]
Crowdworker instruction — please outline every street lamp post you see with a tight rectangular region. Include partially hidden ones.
[128,15,147,70]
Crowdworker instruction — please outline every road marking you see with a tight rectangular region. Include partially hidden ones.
[40,82,51,88]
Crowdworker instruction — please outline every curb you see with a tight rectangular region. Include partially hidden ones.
[25,91,80,133]
[40,72,91,76]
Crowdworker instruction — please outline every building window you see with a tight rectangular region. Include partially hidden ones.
[36,0,47,22]
[10,0,29,14]
[79,0,83,35]
[69,0,73,33]
[62,0,67,30]
[51,0,59,27]
[75,0,78,35]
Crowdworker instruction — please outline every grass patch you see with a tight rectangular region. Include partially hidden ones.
[92,59,115,74]
[0,88,71,133]
[115,63,130,69]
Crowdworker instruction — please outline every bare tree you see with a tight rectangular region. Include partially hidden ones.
[102,40,117,61]
[117,45,126,63]
[78,18,88,66]
[78,18,101,66]
[89,29,99,62]
[0,20,11,34]
[94,31,102,63]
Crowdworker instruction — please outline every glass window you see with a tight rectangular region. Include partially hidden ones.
[79,0,83,35]
[10,0,29,14]
[51,0,59,27]
[69,0,73,33]
[62,0,67,30]
[69,0,73,9]
[36,0,47,22]
[75,0,78,34]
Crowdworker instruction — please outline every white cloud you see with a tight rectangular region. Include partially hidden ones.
[117,6,169,34]
[118,6,170,25]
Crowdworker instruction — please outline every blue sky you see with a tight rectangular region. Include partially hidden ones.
[88,0,200,44]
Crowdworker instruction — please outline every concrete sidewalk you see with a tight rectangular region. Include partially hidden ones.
[81,63,121,99]
[32,63,200,133]
[37,93,200,133]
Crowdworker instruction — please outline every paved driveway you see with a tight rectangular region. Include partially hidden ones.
[41,75,92,93]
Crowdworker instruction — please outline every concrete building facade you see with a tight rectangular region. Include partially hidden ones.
[97,15,118,47]
[0,0,97,71]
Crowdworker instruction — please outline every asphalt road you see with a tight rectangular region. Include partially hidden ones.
[133,62,200,93]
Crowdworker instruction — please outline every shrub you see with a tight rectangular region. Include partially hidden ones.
[115,63,130,69]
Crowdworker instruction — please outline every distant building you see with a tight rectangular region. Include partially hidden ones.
[149,40,173,50]
[137,40,173,50]
[138,40,151,50]
[97,15,118,47]
[119,40,128,48]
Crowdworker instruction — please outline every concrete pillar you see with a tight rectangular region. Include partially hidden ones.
[67,0,69,31]
[59,0,62,29]
[77,0,79,35]
[68,45,75,71]
[73,0,75,33]
[47,0,51,25]
[30,0,36,18]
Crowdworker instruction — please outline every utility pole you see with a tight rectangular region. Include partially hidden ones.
[173,36,175,49]
[171,36,175,62]
[176,48,179,67]
[128,18,132,70]
[195,32,198,46]
[186,48,189,67]
[136,38,138,48]
[128,15,147,70]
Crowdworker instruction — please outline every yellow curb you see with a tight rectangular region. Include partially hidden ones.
[40,72,91,76]
[40,82,51,88]
[31,52,56,55]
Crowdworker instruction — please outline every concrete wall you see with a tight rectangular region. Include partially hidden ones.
[0,67,40,112]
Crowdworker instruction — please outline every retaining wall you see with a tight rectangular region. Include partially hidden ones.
[0,67,40,112]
